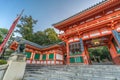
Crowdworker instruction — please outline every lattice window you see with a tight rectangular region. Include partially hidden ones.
[69,42,82,55]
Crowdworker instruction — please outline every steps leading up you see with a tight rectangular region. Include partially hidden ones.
[23,64,120,80]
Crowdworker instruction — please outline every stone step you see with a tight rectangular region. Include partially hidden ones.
[25,71,120,76]
[25,70,120,77]
[23,74,118,80]
[24,71,120,80]
[26,65,120,70]
[23,65,120,80]
[26,68,120,75]
[73,76,118,80]
[24,73,72,80]
[26,68,120,71]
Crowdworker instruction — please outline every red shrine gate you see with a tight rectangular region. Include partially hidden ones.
[53,0,120,65]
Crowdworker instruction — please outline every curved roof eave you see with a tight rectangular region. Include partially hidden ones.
[14,36,65,50]
[53,0,108,29]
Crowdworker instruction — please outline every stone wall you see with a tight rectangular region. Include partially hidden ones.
[0,64,8,80]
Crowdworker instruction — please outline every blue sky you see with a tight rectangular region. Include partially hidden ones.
[0,0,102,33]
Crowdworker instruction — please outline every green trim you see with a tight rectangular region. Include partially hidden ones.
[70,57,75,63]
[25,52,31,59]
[42,54,46,60]
[49,53,54,59]
[34,54,40,60]
[70,56,83,63]
[117,50,120,54]
[70,52,82,56]
[75,57,83,63]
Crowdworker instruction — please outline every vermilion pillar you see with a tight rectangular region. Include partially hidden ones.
[30,51,35,64]
[83,46,89,65]
[46,52,48,65]
[54,50,56,65]
[66,41,70,64]
[84,46,91,64]
[108,41,120,65]
[40,53,42,64]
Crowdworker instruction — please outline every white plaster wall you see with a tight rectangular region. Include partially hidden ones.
[41,61,43,64]
[47,61,50,64]
[37,61,40,64]
[51,61,54,64]
[60,62,63,64]
[26,60,30,64]
[56,54,63,60]
[56,61,59,64]
[32,60,36,64]
[44,61,46,64]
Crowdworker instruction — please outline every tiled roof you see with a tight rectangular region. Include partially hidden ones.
[14,36,64,49]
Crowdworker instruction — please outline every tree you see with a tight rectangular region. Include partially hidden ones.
[44,28,61,44]
[32,28,61,46]
[88,48,101,62]
[32,31,49,46]
[101,46,111,61]
[0,28,8,43]
[16,15,61,46]
[0,28,15,59]
[15,15,37,41]
[88,46,111,62]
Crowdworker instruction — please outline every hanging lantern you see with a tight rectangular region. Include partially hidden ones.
[91,38,100,45]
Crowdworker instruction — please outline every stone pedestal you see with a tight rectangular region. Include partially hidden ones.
[3,53,26,80]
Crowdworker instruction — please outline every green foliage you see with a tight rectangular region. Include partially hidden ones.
[2,49,14,60]
[16,15,37,41]
[4,49,14,56]
[88,46,111,61]
[16,15,61,46]
[0,28,8,35]
[0,28,14,59]
[0,28,8,43]
[32,28,61,45]
[32,31,49,45]
[100,46,111,61]
[44,28,60,44]
[0,59,7,65]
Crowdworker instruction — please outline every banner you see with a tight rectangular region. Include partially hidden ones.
[112,30,120,48]
[80,38,84,52]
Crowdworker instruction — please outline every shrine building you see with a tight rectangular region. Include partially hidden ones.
[10,37,66,65]
[10,0,120,65]
[53,0,120,65]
